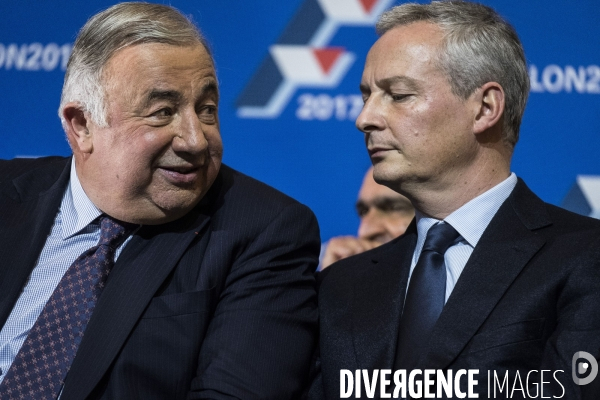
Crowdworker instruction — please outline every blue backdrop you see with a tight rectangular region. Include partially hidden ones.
[1,0,599,241]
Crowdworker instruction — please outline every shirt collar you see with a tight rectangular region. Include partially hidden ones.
[415,173,518,248]
[60,159,103,239]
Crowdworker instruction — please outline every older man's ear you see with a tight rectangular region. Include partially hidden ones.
[62,102,93,154]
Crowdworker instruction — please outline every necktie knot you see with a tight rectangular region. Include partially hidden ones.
[98,215,137,249]
[421,222,461,255]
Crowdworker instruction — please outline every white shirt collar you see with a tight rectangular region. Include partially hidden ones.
[415,173,518,248]
[60,159,103,239]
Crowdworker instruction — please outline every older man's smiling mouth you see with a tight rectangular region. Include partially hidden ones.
[158,165,200,184]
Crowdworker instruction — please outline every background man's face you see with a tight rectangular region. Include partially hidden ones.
[356,22,478,195]
[82,43,223,224]
[356,167,414,244]
[319,166,415,270]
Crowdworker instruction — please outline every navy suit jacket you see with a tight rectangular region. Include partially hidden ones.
[311,179,600,399]
[0,156,320,399]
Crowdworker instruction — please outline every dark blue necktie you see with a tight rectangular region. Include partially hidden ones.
[0,215,135,400]
[395,222,461,371]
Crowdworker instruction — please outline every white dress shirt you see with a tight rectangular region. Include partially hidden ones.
[409,173,518,302]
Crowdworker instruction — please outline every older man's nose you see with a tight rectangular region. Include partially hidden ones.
[173,112,209,155]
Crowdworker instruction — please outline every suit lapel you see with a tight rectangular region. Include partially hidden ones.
[420,180,551,369]
[0,158,219,398]
[0,158,70,326]
[61,196,212,400]
[352,221,417,370]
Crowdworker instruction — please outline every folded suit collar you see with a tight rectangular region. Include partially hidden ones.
[8,156,71,202]
[509,177,552,231]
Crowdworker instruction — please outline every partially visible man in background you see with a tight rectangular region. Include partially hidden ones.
[0,3,319,399]
[321,166,414,269]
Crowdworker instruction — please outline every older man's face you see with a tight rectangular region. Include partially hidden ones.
[356,22,478,196]
[79,43,222,224]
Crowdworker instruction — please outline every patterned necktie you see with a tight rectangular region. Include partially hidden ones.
[395,222,461,371]
[0,215,135,400]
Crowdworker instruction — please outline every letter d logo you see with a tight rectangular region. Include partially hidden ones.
[572,351,598,385]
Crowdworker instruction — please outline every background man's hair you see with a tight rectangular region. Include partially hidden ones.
[377,0,529,147]
[58,2,211,128]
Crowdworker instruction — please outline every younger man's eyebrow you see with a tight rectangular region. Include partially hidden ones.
[359,83,370,95]
[359,75,420,96]
[378,75,420,91]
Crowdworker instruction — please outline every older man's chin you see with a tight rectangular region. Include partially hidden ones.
[100,190,205,225]
[132,166,221,224]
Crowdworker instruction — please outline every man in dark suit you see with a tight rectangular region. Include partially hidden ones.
[311,1,600,399]
[0,3,319,399]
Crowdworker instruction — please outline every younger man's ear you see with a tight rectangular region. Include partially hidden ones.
[472,82,505,135]
[62,102,94,154]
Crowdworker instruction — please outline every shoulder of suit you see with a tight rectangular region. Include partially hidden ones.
[208,164,315,223]
[0,156,69,188]
[540,202,600,241]
[217,164,303,208]
[318,234,409,286]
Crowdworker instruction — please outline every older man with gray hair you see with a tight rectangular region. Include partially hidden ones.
[312,1,600,398]
[0,3,320,399]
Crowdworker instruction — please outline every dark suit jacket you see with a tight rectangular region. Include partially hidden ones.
[0,156,320,399]
[311,179,600,399]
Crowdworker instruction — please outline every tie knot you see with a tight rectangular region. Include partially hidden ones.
[98,215,137,248]
[422,222,461,255]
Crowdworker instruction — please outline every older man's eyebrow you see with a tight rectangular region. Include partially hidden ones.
[144,89,182,108]
[200,80,219,102]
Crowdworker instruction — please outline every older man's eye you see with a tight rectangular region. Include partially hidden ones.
[151,108,173,118]
[198,105,217,123]
[200,105,217,115]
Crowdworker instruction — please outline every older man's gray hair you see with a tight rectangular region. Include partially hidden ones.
[59,2,212,129]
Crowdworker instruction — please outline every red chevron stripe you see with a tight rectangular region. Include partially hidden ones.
[313,48,344,74]
[359,0,377,13]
